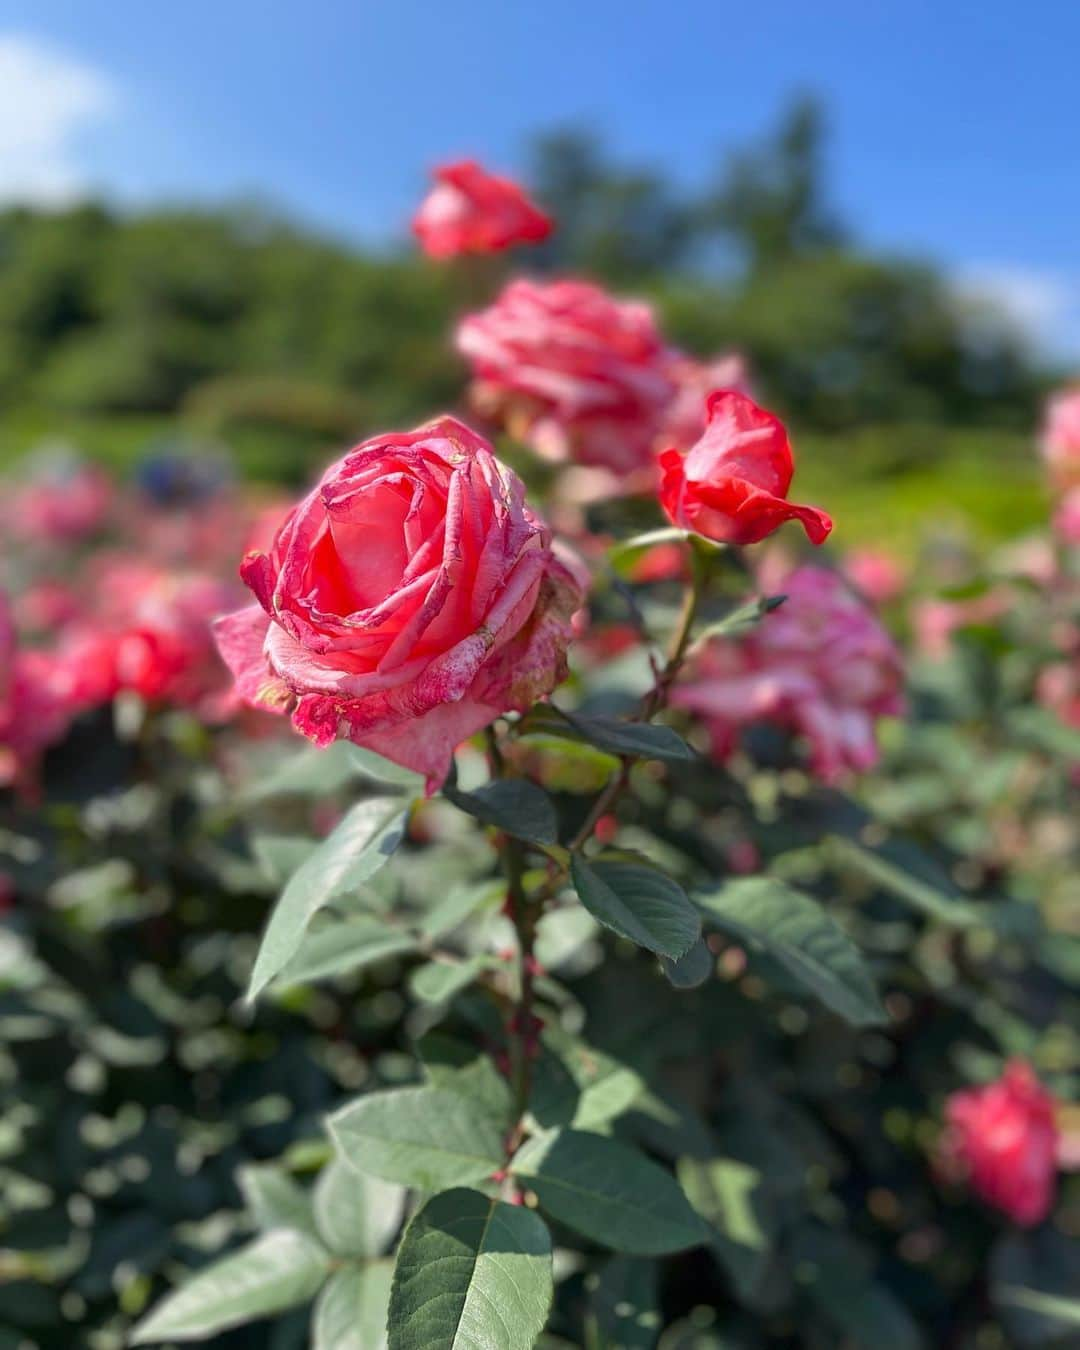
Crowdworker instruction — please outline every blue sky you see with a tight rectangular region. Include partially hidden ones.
[4,0,1080,354]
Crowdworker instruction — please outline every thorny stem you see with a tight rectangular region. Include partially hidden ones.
[568,540,708,853]
[487,543,709,1169]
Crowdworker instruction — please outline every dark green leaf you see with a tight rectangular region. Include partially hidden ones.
[545,711,695,764]
[697,878,885,1026]
[444,779,558,848]
[570,857,700,960]
[511,1129,704,1255]
[661,937,714,989]
[388,1188,553,1350]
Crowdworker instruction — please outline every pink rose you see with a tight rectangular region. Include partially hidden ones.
[213,416,582,788]
[0,593,75,792]
[942,1061,1060,1227]
[659,391,832,547]
[413,160,553,259]
[673,565,903,782]
[843,549,906,606]
[1054,485,1080,545]
[1041,386,1080,490]
[456,278,677,474]
[10,458,112,544]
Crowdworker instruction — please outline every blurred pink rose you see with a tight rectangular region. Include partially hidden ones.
[673,565,903,782]
[658,352,752,451]
[91,561,238,717]
[659,391,832,547]
[1041,386,1080,490]
[843,549,906,606]
[1036,660,1080,730]
[0,593,75,791]
[457,278,677,474]
[214,416,582,789]
[942,1060,1060,1227]
[10,459,112,545]
[413,160,552,259]
[1053,485,1080,545]
[912,591,1007,660]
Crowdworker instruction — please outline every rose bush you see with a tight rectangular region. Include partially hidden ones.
[214,415,582,787]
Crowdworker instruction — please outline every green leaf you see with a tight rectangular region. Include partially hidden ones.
[408,956,494,1005]
[678,1156,773,1297]
[444,779,558,848]
[692,594,786,644]
[1007,706,1080,762]
[242,741,368,803]
[530,1032,643,1131]
[237,1163,317,1237]
[543,710,695,764]
[419,880,504,939]
[388,1188,553,1350]
[609,525,688,559]
[328,1084,511,1191]
[826,835,981,928]
[697,878,885,1026]
[130,1230,330,1343]
[313,1264,393,1350]
[250,834,319,886]
[276,916,416,988]
[585,1257,661,1350]
[511,1129,704,1255]
[570,857,700,960]
[996,1287,1080,1327]
[247,796,409,1002]
[314,1158,407,1259]
[661,937,714,989]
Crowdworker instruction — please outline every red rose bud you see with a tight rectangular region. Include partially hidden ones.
[214,416,582,792]
[413,160,552,259]
[658,390,832,546]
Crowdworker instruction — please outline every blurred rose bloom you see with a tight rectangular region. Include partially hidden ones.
[1037,659,1080,730]
[0,592,75,791]
[1040,386,1080,490]
[413,160,552,259]
[457,278,678,474]
[9,457,112,545]
[942,1060,1060,1227]
[1053,485,1080,546]
[843,548,906,605]
[912,591,1007,661]
[659,391,832,546]
[673,565,903,782]
[214,416,582,789]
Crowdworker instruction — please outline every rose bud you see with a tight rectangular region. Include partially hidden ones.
[412,160,552,259]
[214,416,583,790]
[941,1060,1060,1227]
[658,390,832,546]
[456,278,677,475]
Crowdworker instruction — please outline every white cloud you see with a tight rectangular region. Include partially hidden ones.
[0,33,117,205]
[952,264,1080,361]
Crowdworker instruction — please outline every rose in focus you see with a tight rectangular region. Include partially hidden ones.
[659,390,832,546]
[214,416,582,787]
[412,160,552,259]
[673,565,903,782]
[941,1060,1060,1227]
